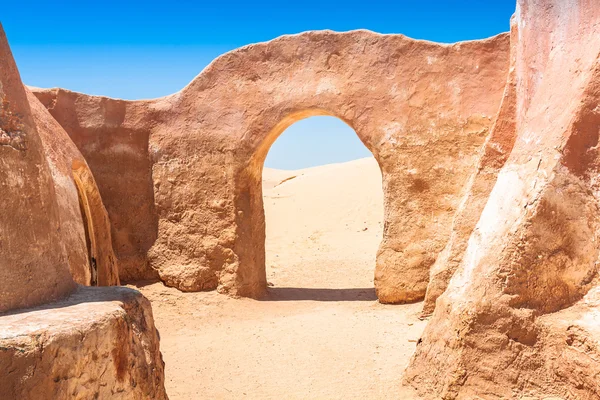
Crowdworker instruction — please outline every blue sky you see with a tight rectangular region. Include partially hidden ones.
[2,0,515,169]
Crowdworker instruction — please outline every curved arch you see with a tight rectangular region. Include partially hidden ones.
[234,110,385,297]
[40,30,511,302]
[250,109,363,171]
[144,31,511,302]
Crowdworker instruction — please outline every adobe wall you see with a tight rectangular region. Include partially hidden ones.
[33,89,160,282]
[0,23,117,291]
[35,30,511,303]
[405,0,600,398]
[0,26,75,313]
[422,17,518,315]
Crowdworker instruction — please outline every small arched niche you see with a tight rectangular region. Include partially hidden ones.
[242,111,384,299]
[72,160,120,286]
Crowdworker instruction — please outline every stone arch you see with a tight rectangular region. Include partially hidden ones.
[235,108,383,296]
[144,30,511,303]
[72,160,120,286]
[34,30,512,303]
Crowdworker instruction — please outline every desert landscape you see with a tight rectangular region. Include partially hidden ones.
[1,0,600,398]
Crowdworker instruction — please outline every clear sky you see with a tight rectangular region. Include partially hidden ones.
[2,0,515,169]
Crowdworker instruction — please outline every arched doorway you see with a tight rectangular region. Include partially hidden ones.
[228,109,386,299]
[143,30,509,303]
[72,160,120,286]
[261,115,383,298]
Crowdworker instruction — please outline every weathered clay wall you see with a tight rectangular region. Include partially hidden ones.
[405,0,600,398]
[27,89,119,286]
[422,18,518,315]
[167,31,510,302]
[34,89,161,282]
[34,31,511,303]
[0,26,75,313]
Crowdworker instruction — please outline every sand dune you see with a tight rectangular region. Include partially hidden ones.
[264,157,383,237]
[263,157,384,289]
[137,157,425,399]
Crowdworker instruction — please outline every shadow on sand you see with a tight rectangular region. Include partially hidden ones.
[262,287,377,302]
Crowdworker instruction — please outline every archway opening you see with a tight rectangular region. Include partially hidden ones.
[261,115,383,300]
[72,160,120,287]
[73,165,99,286]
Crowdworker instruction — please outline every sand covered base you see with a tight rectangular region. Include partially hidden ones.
[0,286,167,400]
[136,158,426,399]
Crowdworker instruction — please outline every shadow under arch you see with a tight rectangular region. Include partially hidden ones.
[72,159,120,287]
[233,108,385,299]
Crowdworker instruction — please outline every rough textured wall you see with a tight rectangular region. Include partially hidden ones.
[0,26,75,313]
[34,89,160,282]
[27,89,118,286]
[162,31,510,302]
[405,0,600,398]
[34,31,510,303]
[0,287,167,400]
[422,17,518,315]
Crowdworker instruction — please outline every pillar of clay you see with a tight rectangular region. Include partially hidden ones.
[0,25,75,313]
[404,0,600,398]
[422,17,518,315]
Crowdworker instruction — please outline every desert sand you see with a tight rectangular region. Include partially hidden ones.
[136,157,427,399]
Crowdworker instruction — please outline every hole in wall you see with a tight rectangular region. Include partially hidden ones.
[261,115,383,300]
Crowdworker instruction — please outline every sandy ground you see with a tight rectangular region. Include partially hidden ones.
[135,157,427,399]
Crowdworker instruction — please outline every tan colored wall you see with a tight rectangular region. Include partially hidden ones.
[0,26,166,399]
[0,27,76,313]
[34,30,510,303]
[33,89,160,282]
[405,0,600,398]
[422,19,518,315]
